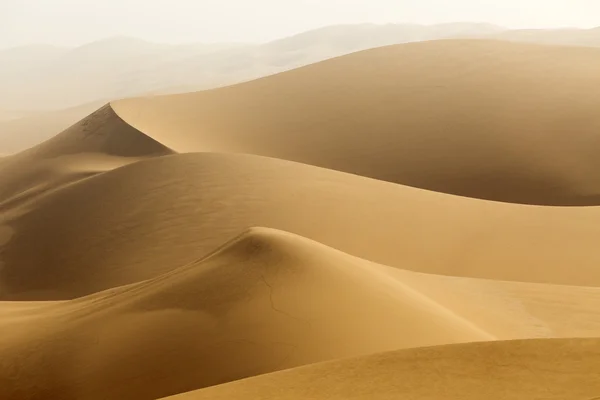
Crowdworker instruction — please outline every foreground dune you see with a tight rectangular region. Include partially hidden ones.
[114,39,600,205]
[0,228,487,399]
[163,338,600,400]
[3,228,600,400]
[4,150,600,300]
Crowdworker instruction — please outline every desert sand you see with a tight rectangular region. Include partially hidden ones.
[2,38,600,399]
[162,338,600,400]
[114,39,600,205]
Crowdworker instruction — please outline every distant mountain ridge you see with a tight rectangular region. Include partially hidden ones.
[0,23,506,111]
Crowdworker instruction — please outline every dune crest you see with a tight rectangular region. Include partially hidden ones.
[24,104,172,158]
[0,103,172,215]
[2,35,600,400]
[4,152,600,301]
[0,228,490,400]
[114,39,600,205]
[161,338,600,400]
[4,228,600,399]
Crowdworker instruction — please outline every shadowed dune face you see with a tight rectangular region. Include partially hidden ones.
[25,104,172,158]
[3,152,600,300]
[3,37,600,400]
[0,229,490,400]
[3,229,600,400]
[114,40,600,205]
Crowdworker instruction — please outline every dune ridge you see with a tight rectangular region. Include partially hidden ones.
[162,337,600,400]
[23,104,172,158]
[2,36,600,400]
[0,103,172,214]
[4,151,600,300]
[3,228,600,399]
[0,228,489,400]
[113,39,600,205]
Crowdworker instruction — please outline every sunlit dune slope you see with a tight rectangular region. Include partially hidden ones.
[3,152,600,300]
[114,39,600,205]
[0,228,490,400]
[387,268,600,339]
[3,228,600,400]
[162,338,600,400]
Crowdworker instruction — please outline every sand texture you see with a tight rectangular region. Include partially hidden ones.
[2,39,600,399]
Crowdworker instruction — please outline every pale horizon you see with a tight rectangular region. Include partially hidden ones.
[1,0,599,49]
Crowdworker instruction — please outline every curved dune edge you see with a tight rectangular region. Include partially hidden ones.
[0,103,175,222]
[22,103,173,158]
[161,337,600,400]
[3,228,600,400]
[0,104,173,208]
[112,39,600,206]
[0,228,488,400]
[4,152,600,300]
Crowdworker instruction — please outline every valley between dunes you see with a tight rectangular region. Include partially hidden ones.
[2,39,600,399]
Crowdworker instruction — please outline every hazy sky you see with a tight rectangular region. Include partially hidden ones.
[1,0,599,48]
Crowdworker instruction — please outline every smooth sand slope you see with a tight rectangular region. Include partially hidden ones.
[3,37,600,400]
[114,39,600,205]
[4,149,600,299]
[0,228,488,400]
[163,338,600,400]
[3,228,600,400]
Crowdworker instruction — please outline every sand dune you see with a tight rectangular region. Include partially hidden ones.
[114,39,600,205]
[0,100,106,154]
[3,228,600,399]
[0,104,170,209]
[5,29,600,156]
[388,268,600,339]
[0,228,488,399]
[4,150,600,300]
[0,25,504,155]
[3,35,600,400]
[163,338,600,400]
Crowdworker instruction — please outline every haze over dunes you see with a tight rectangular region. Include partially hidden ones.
[115,39,600,205]
[3,22,600,155]
[2,30,600,400]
